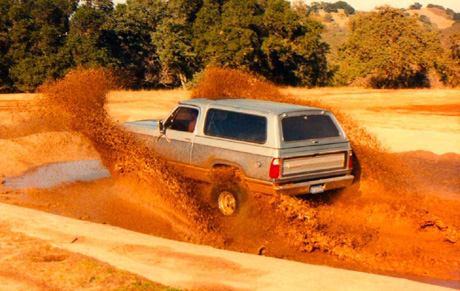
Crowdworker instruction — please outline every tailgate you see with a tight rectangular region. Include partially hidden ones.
[282,152,346,176]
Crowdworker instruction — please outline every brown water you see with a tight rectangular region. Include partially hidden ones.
[3,160,110,190]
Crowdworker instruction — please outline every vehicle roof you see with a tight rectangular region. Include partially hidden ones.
[179,98,325,115]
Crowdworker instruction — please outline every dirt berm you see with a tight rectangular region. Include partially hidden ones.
[0,202,454,291]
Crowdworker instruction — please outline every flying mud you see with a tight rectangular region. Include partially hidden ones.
[1,68,459,285]
[34,69,227,245]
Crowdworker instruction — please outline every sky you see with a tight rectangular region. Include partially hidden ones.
[113,0,460,13]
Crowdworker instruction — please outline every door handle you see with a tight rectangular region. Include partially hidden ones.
[185,138,191,142]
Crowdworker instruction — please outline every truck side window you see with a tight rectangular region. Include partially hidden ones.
[166,107,199,132]
[204,109,267,144]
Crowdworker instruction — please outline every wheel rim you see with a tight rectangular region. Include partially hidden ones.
[218,191,236,216]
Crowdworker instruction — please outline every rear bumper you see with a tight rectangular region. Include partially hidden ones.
[246,175,354,196]
[274,175,354,196]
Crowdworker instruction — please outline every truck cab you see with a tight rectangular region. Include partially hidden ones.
[123,98,354,215]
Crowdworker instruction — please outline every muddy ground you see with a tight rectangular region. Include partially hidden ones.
[0,71,459,289]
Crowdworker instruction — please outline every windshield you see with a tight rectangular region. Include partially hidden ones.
[282,114,340,142]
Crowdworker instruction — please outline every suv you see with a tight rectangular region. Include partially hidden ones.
[123,98,354,215]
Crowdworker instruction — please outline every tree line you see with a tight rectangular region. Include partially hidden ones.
[0,0,331,92]
[0,0,459,92]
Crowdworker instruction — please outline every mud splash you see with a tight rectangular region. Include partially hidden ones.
[191,67,460,280]
[37,69,222,244]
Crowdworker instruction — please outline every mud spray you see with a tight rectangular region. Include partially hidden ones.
[10,67,459,282]
[37,69,222,244]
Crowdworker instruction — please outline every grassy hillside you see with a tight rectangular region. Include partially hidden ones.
[407,8,455,29]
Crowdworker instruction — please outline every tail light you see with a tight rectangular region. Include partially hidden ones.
[269,158,281,179]
[348,151,353,169]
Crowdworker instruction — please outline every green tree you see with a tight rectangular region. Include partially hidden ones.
[151,0,202,87]
[454,13,460,22]
[7,0,75,92]
[436,33,460,87]
[192,0,226,66]
[193,0,262,71]
[0,0,13,92]
[308,1,355,15]
[61,2,117,70]
[192,0,330,86]
[337,6,444,88]
[335,1,355,15]
[261,0,330,86]
[409,2,422,10]
[106,0,167,88]
[451,35,460,60]
[215,0,262,70]
[103,3,146,88]
[427,4,445,10]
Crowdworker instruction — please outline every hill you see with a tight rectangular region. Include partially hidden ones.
[315,6,456,31]
[407,7,455,29]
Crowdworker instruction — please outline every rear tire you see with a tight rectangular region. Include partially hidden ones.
[210,168,248,216]
[217,190,237,216]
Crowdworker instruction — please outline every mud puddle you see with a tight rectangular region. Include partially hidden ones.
[1,176,182,241]
[3,160,110,190]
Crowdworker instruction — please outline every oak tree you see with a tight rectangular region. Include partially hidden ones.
[337,6,444,88]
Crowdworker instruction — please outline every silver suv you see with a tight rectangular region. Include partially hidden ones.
[123,98,354,215]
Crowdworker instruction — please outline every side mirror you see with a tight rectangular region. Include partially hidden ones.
[157,120,170,143]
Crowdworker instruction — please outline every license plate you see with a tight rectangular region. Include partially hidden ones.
[310,185,324,194]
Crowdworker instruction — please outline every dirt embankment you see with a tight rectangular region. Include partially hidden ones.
[1,68,459,286]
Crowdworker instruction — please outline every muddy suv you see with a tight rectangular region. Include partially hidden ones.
[123,98,354,215]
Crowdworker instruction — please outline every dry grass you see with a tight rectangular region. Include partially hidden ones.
[0,223,178,291]
[407,8,455,29]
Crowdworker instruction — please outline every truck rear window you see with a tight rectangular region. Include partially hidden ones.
[282,114,340,142]
[204,109,267,144]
